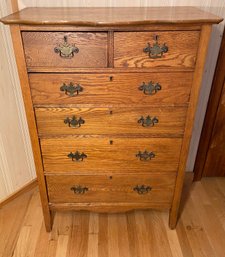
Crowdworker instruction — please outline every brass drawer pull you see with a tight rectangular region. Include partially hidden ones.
[139,81,161,95]
[133,185,152,195]
[138,116,158,127]
[136,151,155,161]
[64,116,85,128]
[60,82,83,97]
[143,35,168,59]
[68,151,87,162]
[71,185,88,194]
[54,35,79,58]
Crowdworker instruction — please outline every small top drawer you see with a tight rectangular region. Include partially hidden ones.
[22,32,108,68]
[114,31,200,69]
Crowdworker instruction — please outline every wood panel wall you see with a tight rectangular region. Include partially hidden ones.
[0,0,224,201]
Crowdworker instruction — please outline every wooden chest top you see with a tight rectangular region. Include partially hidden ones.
[1,7,222,26]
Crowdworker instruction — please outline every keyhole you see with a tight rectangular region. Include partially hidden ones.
[64,35,68,42]
[154,35,159,41]
[109,140,113,145]
[109,176,113,180]
[109,76,113,81]
[109,110,113,115]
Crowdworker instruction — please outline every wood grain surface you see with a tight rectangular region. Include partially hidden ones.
[10,25,52,232]
[35,107,187,137]
[22,32,108,68]
[27,67,195,73]
[46,173,176,203]
[169,25,213,229]
[2,6,220,231]
[49,202,171,212]
[1,174,225,257]
[194,31,225,179]
[20,24,202,32]
[203,81,225,176]
[41,138,182,173]
[114,31,200,68]
[1,7,222,25]
[29,72,193,106]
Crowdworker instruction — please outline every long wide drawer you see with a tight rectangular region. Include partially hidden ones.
[35,107,187,137]
[41,138,182,173]
[46,173,176,203]
[114,31,200,69]
[22,32,108,68]
[30,73,193,106]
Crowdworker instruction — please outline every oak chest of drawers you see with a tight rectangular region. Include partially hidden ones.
[1,7,222,231]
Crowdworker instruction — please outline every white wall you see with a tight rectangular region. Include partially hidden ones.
[0,0,224,201]
[0,1,36,202]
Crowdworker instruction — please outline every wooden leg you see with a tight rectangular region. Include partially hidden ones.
[169,208,178,229]
[10,25,54,233]
[43,209,53,232]
[168,25,213,230]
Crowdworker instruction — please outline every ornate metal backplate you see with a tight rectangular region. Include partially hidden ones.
[143,35,168,59]
[138,115,159,127]
[54,35,79,58]
[60,82,83,97]
[64,116,85,128]
[136,150,156,161]
[133,185,152,194]
[71,185,88,194]
[67,151,87,162]
[138,81,162,95]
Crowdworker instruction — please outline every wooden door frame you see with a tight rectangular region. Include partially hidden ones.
[193,29,225,181]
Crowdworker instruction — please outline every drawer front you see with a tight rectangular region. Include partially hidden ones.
[41,138,182,173]
[22,32,108,68]
[30,73,193,105]
[46,173,176,203]
[35,107,187,137]
[114,31,200,69]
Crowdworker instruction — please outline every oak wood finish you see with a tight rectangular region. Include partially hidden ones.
[28,67,195,73]
[30,72,193,106]
[194,31,225,180]
[114,31,200,69]
[20,24,202,32]
[46,173,176,203]
[201,80,225,176]
[41,138,182,173]
[1,174,225,257]
[35,107,187,137]
[49,202,172,212]
[22,32,108,68]
[1,7,221,232]
[169,25,213,229]
[1,7,222,26]
[9,25,52,232]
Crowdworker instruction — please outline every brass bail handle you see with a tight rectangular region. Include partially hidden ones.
[60,82,83,97]
[138,81,162,95]
[133,185,152,194]
[64,116,85,128]
[67,151,87,162]
[143,34,168,59]
[54,35,79,58]
[71,185,88,194]
[138,115,159,127]
[136,151,156,161]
